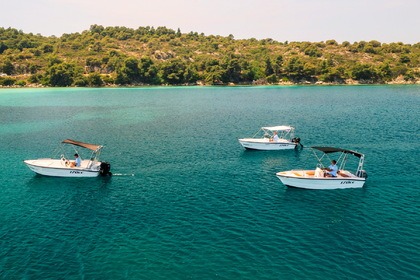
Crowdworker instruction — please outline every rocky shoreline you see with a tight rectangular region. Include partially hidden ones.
[1,74,419,88]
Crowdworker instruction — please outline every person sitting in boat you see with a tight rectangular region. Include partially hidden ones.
[323,160,338,177]
[270,131,280,142]
[69,153,81,167]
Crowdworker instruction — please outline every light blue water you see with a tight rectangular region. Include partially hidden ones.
[0,86,419,279]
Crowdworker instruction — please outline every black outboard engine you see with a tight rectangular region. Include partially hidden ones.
[356,170,368,178]
[99,162,112,176]
[292,137,303,148]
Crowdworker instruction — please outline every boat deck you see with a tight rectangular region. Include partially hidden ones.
[24,158,100,170]
[278,169,358,179]
[239,138,292,144]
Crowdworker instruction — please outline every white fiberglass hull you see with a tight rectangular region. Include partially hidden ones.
[24,159,101,177]
[239,138,297,150]
[276,169,365,190]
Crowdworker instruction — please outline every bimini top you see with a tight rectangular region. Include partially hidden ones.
[311,146,364,158]
[262,126,294,131]
[62,139,103,152]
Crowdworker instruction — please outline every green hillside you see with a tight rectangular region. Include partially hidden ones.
[0,25,419,87]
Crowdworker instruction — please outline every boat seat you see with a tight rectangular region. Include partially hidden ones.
[338,170,350,177]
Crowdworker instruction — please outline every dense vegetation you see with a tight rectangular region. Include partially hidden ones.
[0,25,419,87]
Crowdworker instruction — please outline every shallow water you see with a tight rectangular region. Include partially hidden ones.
[0,85,419,279]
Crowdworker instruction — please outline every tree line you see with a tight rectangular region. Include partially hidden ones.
[0,25,419,87]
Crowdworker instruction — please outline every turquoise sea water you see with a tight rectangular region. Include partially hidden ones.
[0,86,419,279]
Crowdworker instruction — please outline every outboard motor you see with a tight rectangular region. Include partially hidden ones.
[99,162,112,176]
[292,137,303,148]
[356,170,368,178]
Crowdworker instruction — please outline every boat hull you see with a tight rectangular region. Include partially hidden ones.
[239,138,297,150]
[276,170,365,190]
[24,159,101,177]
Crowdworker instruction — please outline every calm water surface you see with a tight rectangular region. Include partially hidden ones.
[0,86,419,279]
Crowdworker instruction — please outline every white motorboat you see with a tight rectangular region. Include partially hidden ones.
[276,146,367,190]
[239,126,302,150]
[24,139,111,177]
